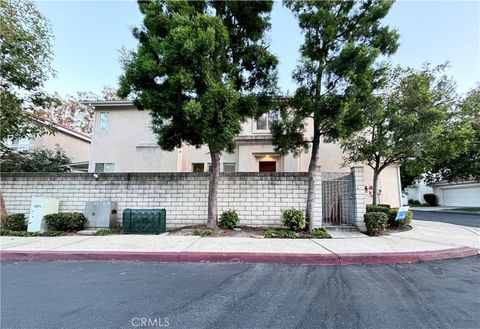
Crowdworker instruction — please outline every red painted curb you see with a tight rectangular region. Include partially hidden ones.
[0,247,477,265]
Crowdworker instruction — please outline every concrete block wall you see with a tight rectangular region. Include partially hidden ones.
[0,172,312,229]
[351,166,366,230]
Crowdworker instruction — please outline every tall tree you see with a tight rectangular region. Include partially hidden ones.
[118,1,277,228]
[341,64,457,204]
[271,0,398,229]
[0,0,58,151]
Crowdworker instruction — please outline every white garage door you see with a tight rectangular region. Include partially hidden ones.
[442,186,480,207]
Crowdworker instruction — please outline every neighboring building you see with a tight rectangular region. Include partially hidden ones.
[404,178,433,204]
[6,119,91,171]
[432,180,480,207]
[88,101,402,206]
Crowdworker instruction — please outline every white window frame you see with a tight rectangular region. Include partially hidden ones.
[94,163,115,173]
[254,110,279,133]
[223,163,236,173]
[99,112,109,132]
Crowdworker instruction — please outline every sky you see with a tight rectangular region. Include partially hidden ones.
[36,0,480,98]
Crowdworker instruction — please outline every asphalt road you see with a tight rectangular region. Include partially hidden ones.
[413,210,480,228]
[1,257,480,329]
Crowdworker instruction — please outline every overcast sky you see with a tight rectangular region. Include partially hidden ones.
[36,0,480,98]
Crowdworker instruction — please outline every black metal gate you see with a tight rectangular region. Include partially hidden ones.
[322,172,354,225]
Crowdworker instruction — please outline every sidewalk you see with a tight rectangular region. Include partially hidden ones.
[1,221,478,265]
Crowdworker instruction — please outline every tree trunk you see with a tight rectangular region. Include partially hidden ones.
[207,147,220,229]
[0,191,7,228]
[372,170,379,205]
[306,128,321,232]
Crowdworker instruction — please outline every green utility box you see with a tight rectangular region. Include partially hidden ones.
[122,209,166,235]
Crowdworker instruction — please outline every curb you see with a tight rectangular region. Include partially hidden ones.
[0,247,478,265]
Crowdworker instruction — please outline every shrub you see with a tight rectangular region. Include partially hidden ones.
[366,205,390,216]
[193,229,213,237]
[6,214,27,231]
[264,229,299,239]
[423,193,438,206]
[0,229,64,237]
[388,208,413,228]
[364,212,388,235]
[312,227,332,239]
[44,212,86,231]
[96,228,111,236]
[408,199,421,206]
[218,210,240,229]
[281,208,306,231]
[378,204,391,209]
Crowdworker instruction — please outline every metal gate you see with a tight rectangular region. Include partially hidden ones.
[322,172,354,225]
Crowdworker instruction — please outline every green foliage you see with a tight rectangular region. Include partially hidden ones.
[312,227,332,239]
[388,208,413,228]
[96,229,111,236]
[44,212,86,231]
[0,0,59,151]
[0,229,64,237]
[118,1,278,227]
[378,204,391,209]
[0,147,71,172]
[366,204,390,216]
[423,193,438,206]
[281,208,306,231]
[193,229,214,237]
[364,212,388,235]
[264,229,299,239]
[342,65,457,204]
[6,214,27,231]
[218,210,240,230]
[408,199,421,206]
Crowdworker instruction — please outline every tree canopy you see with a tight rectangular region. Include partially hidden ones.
[119,0,278,226]
[0,147,71,172]
[0,0,57,151]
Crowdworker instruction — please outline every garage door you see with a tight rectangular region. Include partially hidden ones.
[442,186,480,207]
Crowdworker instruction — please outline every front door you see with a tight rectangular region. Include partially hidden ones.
[259,161,276,172]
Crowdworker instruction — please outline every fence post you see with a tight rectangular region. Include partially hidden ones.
[351,166,366,231]
[312,166,322,229]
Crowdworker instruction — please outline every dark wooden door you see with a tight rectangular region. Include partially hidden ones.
[259,161,276,172]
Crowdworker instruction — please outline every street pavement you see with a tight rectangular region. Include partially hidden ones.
[413,210,480,228]
[1,256,479,329]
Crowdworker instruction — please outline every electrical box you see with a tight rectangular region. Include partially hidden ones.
[27,197,60,232]
[123,209,166,235]
[84,201,118,229]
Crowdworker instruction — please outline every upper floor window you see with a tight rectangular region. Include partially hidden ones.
[7,138,30,151]
[255,110,279,131]
[99,112,109,132]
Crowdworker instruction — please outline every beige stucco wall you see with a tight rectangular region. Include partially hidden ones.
[30,130,90,163]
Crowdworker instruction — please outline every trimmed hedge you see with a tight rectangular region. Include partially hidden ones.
[218,210,240,229]
[423,193,438,206]
[281,208,306,231]
[364,212,388,235]
[312,227,332,239]
[6,214,27,231]
[378,204,391,209]
[44,212,86,231]
[366,205,390,216]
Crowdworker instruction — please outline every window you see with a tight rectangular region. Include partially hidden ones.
[99,112,109,132]
[192,163,204,172]
[255,110,279,131]
[223,163,236,173]
[95,163,115,173]
[7,138,30,151]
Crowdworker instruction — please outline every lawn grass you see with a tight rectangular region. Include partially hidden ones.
[446,207,480,212]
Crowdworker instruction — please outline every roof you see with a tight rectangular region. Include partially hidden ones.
[30,116,92,143]
[83,100,134,108]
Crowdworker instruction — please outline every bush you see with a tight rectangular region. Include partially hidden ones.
[388,208,413,228]
[193,229,213,237]
[0,229,64,237]
[281,208,306,231]
[44,212,86,231]
[408,199,421,206]
[312,227,332,239]
[366,205,390,216]
[6,214,27,231]
[364,212,388,235]
[96,228,111,236]
[218,210,240,229]
[378,204,391,209]
[423,193,438,206]
[264,229,299,239]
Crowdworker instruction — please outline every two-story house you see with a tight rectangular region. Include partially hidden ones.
[88,101,402,206]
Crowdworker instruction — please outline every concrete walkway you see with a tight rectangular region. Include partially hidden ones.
[1,221,478,265]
